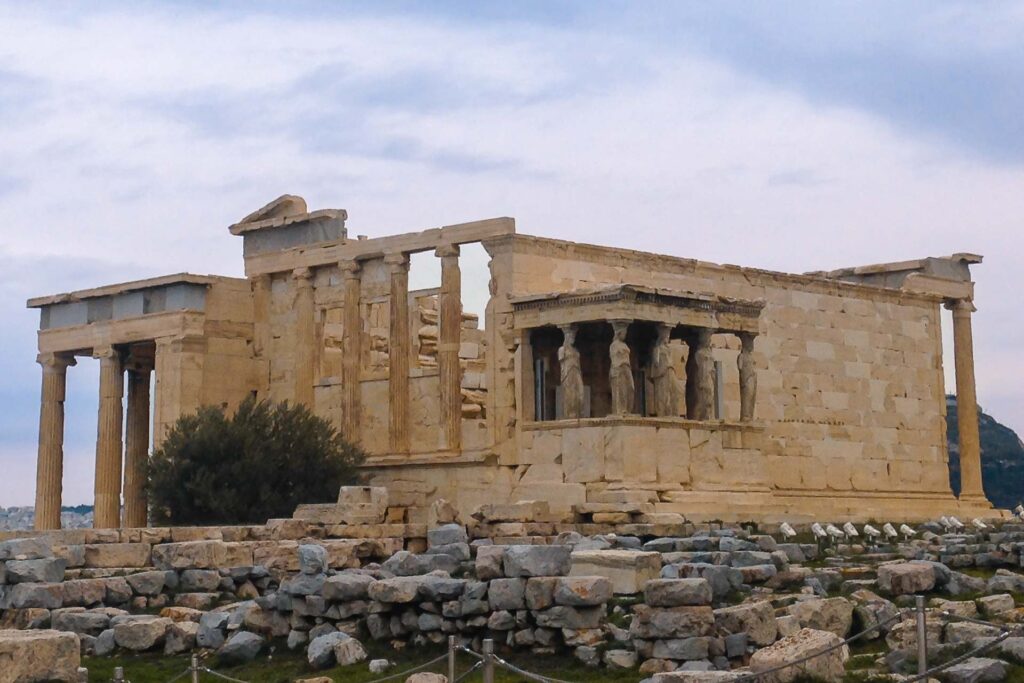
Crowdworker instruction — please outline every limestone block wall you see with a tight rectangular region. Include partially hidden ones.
[257,254,490,457]
[496,236,952,502]
[153,279,256,445]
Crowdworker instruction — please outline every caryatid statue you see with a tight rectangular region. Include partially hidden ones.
[558,325,584,419]
[609,321,635,415]
[738,332,757,421]
[650,324,679,417]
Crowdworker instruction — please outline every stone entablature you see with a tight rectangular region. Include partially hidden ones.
[510,284,763,333]
[25,195,995,530]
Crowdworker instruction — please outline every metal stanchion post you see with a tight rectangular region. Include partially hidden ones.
[448,636,457,683]
[191,654,201,683]
[915,595,928,676]
[483,639,494,683]
[113,666,124,682]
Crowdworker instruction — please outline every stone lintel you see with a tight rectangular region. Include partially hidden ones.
[241,217,515,277]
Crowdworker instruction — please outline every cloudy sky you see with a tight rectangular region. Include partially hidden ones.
[1,2,1021,506]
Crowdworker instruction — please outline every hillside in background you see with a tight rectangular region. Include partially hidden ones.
[947,395,1024,510]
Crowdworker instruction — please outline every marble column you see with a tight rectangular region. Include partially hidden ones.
[122,357,152,528]
[559,324,584,419]
[386,253,411,453]
[690,328,715,421]
[34,352,76,530]
[94,345,124,529]
[737,332,758,422]
[293,267,315,407]
[437,244,463,449]
[340,260,363,442]
[609,320,635,415]
[948,299,985,500]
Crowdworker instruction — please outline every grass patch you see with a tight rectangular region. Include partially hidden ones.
[84,639,640,683]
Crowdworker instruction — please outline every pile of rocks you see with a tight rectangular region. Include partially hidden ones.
[7,516,1024,683]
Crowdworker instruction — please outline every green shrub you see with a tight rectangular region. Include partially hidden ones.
[148,397,364,525]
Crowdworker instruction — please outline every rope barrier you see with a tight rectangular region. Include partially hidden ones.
[731,609,905,682]
[940,610,1019,631]
[899,630,1012,683]
[359,651,451,683]
[199,667,251,683]
[453,660,483,683]
[490,654,577,683]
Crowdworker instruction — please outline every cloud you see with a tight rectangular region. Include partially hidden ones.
[0,2,1022,504]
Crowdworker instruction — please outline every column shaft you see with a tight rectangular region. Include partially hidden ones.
[387,253,411,453]
[94,346,124,529]
[293,268,316,407]
[341,261,362,442]
[123,365,151,527]
[437,245,463,450]
[949,300,984,500]
[34,353,75,530]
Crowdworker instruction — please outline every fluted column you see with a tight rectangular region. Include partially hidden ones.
[436,244,463,450]
[94,345,124,529]
[293,267,315,407]
[340,260,362,442]
[123,357,152,528]
[386,253,411,453]
[737,332,757,422]
[34,353,76,530]
[948,299,985,500]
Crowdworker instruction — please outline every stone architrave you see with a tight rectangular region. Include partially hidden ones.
[292,267,315,407]
[386,253,411,453]
[558,324,584,419]
[650,324,679,417]
[340,260,362,442]
[436,244,462,449]
[947,298,984,500]
[737,332,757,422]
[691,328,715,421]
[609,321,634,415]
[35,352,76,531]
[123,353,152,528]
[94,345,124,529]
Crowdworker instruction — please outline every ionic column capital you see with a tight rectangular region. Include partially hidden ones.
[37,352,76,372]
[92,345,122,362]
[435,243,460,260]
[738,331,757,351]
[946,298,977,315]
[339,259,362,279]
[384,252,410,272]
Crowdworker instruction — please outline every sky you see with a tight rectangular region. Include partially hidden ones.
[0,1,1022,506]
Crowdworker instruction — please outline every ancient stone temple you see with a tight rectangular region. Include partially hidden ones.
[27,195,993,529]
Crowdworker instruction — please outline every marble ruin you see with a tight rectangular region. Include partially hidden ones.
[27,195,995,529]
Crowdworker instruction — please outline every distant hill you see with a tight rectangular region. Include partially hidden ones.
[947,395,1024,510]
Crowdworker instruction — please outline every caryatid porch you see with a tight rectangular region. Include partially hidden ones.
[513,285,764,424]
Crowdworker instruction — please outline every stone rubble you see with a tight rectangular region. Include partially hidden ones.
[3,514,1024,682]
